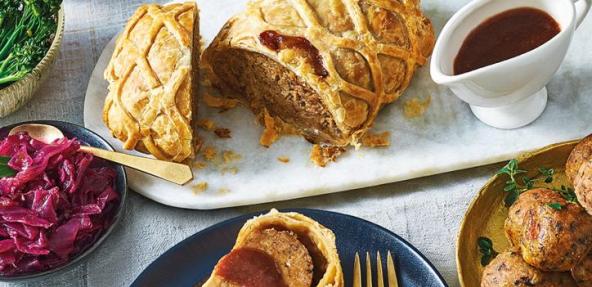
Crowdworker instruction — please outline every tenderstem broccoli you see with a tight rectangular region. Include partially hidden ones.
[0,0,62,86]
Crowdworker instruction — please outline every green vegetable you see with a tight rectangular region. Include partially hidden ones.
[497,160,556,206]
[477,237,498,266]
[0,156,15,178]
[539,167,554,183]
[555,185,578,203]
[0,0,62,86]
[547,202,563,210]
[497,159,527,206]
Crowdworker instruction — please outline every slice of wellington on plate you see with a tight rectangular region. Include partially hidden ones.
[202,210,344,287]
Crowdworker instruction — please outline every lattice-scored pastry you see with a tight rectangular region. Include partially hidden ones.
[103,3,199,162]
[203,0,434,147]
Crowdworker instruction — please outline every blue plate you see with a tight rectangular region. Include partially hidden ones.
[132,209,447,287]
[0,120,127,282]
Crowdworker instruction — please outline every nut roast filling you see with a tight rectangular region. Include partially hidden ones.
[208,48,343,145]
[213,225,327,287]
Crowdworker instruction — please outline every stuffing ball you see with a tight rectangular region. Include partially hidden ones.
[575,160,592,215]
[505,188,592,271]
[481,251,576,287]
[573,252,592,287]
[566,135,592,185]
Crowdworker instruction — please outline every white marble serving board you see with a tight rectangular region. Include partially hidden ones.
[84,0,592,209]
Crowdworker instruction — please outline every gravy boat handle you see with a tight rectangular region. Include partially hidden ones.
[574,0,591,28]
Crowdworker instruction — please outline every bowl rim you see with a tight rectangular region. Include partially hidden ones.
[455,139,580,287]
[0,5,65,114]
[0,120,128,282]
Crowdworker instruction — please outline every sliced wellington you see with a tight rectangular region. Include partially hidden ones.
[203,209,344,287]
[103,2,200,162]
[203,0,435,147]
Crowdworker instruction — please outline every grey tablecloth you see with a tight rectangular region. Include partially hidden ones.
[0,0,580,286]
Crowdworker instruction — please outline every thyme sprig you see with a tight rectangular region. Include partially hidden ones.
[496,160,555,206]
[547,202,563,210]
[477,237,498,266]
[554,185,578,204]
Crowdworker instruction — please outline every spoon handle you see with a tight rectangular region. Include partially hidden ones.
[80,146,193,185]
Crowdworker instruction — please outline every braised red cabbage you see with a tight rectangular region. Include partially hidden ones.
[0,132,119,276]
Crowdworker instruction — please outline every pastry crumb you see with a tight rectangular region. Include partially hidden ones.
[198,146,241,175]
[203,93,239,110]
[214,128,232,139]
[192,182,208,194]
[197,119,216,131]
[197,119,231,139]
[361,131,391,148]
[193,161,207,169]
[221,167,239,175]
[277,156,290,163]
[223,150,242,164]
[404,96,431,118]
[218,187,230,194]
[202,146,217,161]
[310,144,346,167]
[260,110,279,147]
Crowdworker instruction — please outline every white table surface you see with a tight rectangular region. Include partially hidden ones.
[0,0,589,286]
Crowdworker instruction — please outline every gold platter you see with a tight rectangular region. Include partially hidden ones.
[456,139,579,287]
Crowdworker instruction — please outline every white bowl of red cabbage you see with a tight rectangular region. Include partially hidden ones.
[0,120,126,280]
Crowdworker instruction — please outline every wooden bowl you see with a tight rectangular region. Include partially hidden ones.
[456,140,579,287]
[0,6,65,117]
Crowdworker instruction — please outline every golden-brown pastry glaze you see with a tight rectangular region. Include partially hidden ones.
[203,0,434,147]
[504,189,592,272]
[103,3,199,162]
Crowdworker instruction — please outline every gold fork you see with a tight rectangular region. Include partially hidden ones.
[353,251,399,287]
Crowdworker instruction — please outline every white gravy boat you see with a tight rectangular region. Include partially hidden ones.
[431,0,591,129]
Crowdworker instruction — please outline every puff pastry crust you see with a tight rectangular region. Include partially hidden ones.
[103,3,199,162]
[203,0,434,146]
[203,209,344,287]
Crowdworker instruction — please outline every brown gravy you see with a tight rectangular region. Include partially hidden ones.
[259,30,329,78]
[215,248,287,287]
[454,7,560,75]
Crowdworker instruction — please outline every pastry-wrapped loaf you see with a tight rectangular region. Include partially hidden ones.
[203,209,344,287]
[103,3,199,162]
[203,0,434,146]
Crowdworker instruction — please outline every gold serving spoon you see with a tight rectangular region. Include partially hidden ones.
[9,124,193,185]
